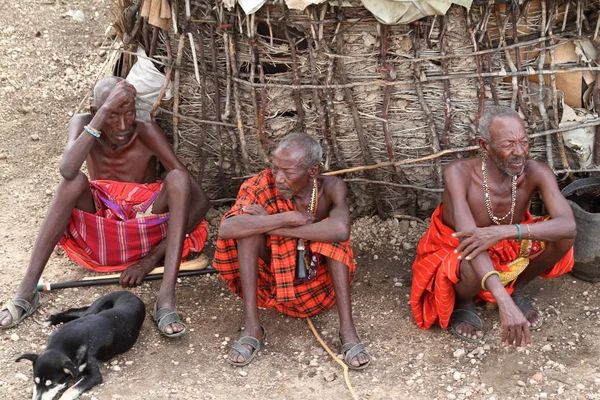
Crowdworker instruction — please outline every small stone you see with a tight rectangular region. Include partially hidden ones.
[125,361,133,366]
[594,377,600,384]
[394,282,403,287]
[575,383,585,390]
[406,379,414,386]
[0,154,7,160]
[453,348,465,358]
[238,370,248,377]
[531,372,543,382]
[447,394,456,400]
[71,10,85,22]
[541,344,552,352]
[446,386,454,392]
[373,255,378,260]
[539,393,547,399]
[517,380,526,387]
[453,371,462,381]
[323,372,336,382]
[111,365,121,372]
[30,134,40,141]
[10,333,19,341]
[309,358,318,367]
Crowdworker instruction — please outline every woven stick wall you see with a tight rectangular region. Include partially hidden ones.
[113,0,600,218]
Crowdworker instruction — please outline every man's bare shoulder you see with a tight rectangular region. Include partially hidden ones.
[321,175,346,192]
[135,119,165,136]
[523,158,555,184]
[444,157,479,177]
[69,113,92,128]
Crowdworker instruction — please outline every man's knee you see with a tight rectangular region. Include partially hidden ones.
[237,234,270,262]
[545,238,575,259]
[163,169,191,195]
[57,171,90,196]
[456,260,479,289]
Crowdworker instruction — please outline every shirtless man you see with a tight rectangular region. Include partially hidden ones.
[0,77,210,337]
[410,105,575,346]
[214,132,370,369]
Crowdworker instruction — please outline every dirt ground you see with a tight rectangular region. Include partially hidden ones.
[2,1,600,399]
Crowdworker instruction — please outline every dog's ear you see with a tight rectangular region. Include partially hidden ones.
[15,354,38,363]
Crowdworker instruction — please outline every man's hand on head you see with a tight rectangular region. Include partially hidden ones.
[101,80,137,113]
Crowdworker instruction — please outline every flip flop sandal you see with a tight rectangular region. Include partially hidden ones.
[152,304,187,338]
[0,292,41,329]
[227,326,267,367]
[338,332,371,370]
[450,308,484,343]
[512,296,544,330]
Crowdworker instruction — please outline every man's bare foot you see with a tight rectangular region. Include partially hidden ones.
[340,325,370,368]
[119,256,160,287]
[229,324,264,365]
[512,293,543,330]
[0,291,39,328]
[450,304,484,342]
[154,294,185,336]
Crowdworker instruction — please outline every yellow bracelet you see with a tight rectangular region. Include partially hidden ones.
[481,270,501,291]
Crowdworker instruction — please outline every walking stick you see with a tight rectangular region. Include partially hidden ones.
[37,255,216,292]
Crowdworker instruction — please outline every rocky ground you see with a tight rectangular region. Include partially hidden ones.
[1,1,600,399]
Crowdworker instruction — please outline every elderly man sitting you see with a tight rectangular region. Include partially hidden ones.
[410,106,575,346]
[214,132,370,369]
[0,77,210,337]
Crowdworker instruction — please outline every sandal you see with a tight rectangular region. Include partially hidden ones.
[450,308,484,343]
[227,326,266,367]
[151,304,187,338]
[512,295,544,330]
[338,332,371,370]
[0,292,41,329]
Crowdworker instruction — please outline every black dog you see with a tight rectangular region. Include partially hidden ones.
[16,291,145,400]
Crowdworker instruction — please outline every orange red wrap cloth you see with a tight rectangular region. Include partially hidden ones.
[59,180,208,273]
[214,170,355,318]
[410,204,574,330]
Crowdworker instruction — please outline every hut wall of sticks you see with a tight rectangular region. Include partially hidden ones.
[110,0,600,218]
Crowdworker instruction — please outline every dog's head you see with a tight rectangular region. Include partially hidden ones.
[16,350,78,400]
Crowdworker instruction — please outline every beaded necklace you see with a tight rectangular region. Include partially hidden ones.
[481,158,517,225]
[296,177,318,280]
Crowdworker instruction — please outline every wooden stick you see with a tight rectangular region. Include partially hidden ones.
[538,0,553,169]
[413,25,443,202]
[150,30,173,118]
[440,14,451,146]
[307,34,331,170]
[229,67,600,89]
[172,33,186,154]
[82,255,210,281]
[284,25,305,129]
[466,9,486,141]
[227,27,251,174]
[344,178,443,193]
[322,118,600,176]
[336,28,386,218]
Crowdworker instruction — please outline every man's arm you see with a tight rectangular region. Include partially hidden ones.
[526,161,576,242]
[268,178,351,243]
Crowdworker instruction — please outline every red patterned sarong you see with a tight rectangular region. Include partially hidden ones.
[410,204,574,330]
[58,180,208,273]
[214,170,355,318]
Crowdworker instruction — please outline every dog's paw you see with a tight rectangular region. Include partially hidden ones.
[58,387,83,400]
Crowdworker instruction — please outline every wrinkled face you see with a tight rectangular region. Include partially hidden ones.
[271,146,312,200]
[96,101,137,148]
[486,116,529,177]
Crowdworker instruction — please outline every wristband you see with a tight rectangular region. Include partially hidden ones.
[481,270,501,291]
[515,223,522,241]
[526,224,531,240]
[83,125,101,138]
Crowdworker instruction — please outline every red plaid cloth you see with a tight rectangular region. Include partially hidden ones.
[410,204,574,330]
[214,169,355,318]
[59,180,208,273]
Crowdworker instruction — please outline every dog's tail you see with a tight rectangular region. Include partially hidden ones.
[44,306,90,327]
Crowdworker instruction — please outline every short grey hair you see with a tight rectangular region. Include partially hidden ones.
[478,105,521,141]
[275,132,322,169]
[93,76,124,107]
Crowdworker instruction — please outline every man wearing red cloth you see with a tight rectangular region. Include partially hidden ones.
[0,77,210,337]
[410,106,576,346]
[214,133,370,369]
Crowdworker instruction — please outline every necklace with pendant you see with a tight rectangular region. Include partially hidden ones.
[481,158,517,225]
